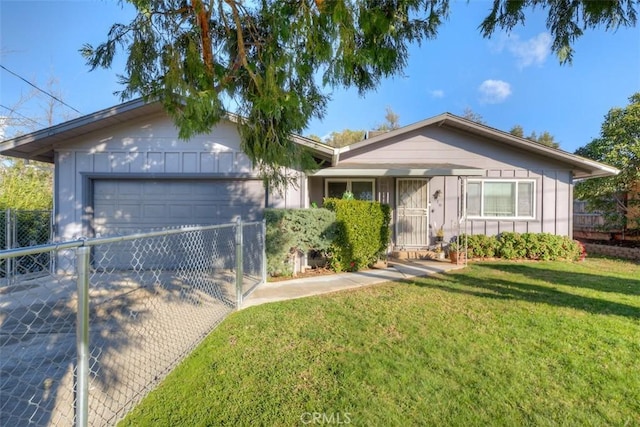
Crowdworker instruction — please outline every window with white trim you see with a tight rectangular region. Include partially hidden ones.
[466,179,535,219]
[325,179,375,201]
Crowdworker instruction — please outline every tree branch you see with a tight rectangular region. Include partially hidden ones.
[192,0,214,77]
[224,0,262,93]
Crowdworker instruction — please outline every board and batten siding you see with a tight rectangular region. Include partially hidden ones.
[330,125,574,242]
[54,112,303,241]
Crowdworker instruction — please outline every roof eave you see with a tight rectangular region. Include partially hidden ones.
[0,99,336,163]
[335,113,620,179]
[574,166,620,180]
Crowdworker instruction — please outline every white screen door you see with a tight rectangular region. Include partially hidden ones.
[396,179,429,248]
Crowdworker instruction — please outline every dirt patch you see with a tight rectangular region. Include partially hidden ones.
[268,267,336,282]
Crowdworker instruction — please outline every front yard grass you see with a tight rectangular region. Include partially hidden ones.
[120,257,640,426]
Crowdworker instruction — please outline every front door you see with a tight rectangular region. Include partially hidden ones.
[396,179,429,248]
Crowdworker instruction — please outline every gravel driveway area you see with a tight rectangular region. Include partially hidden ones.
[1,269,237,426]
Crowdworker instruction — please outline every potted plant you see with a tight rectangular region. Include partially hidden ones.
[435,226,444,243]
[448,241,466,264]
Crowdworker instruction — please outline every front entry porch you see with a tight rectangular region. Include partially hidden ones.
[395,178,430,249]
[311,163,483,255]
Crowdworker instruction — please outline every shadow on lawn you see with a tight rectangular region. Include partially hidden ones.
[483,263,640,297]
[409,263,640,319]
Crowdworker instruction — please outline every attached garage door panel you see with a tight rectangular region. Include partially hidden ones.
[94,180,264,236]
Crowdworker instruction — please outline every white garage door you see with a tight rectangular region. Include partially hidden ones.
[93,179,265,237]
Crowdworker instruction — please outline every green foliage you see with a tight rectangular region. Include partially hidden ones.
[509,125,559,148]
[497,232,528,260]
[459,233,499,258]
[81,0,448,187]
[312,107,401,147]
[0,160,53,210]
[81,1,635,185]
[324,129,366,148]
[0,210,51,249]
[264,208,336,277]
[341,191,354,200]
[456,232,582,261]
[324,198,391,272]
[479,0,638,64]
[533,131,560,149]
[509,125,524,138]
[575,92,640,230]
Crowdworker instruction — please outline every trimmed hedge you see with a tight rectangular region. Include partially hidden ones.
[458,232,583,261]
[265,208,337,276]
[324,198,391,272]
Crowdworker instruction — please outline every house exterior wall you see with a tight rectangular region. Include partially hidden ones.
[340,127,571,170]
[53,112,303,241]
[313,126,575,245]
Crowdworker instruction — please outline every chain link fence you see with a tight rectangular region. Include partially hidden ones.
[0,219,265,426]
[1,209,53,284]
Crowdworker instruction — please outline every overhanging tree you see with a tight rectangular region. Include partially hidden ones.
[81,0,637,186]
[574,93,640,231]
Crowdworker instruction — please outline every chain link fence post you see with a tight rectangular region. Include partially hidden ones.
[235,217,243,308]
[5,209,14,284]
[261,219,267,285]
[75,246,90,427]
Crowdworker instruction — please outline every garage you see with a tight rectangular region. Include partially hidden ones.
[93,179,265,237]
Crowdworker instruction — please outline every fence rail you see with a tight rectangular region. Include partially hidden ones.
[0,218,265,426]
[573,212,606,230]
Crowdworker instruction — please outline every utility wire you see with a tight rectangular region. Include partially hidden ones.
[0,64,83,114]
[0,104,46,127]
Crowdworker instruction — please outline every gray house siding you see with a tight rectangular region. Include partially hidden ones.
[53,113,303,242]
[317,126,574,244]
[341,127,571,170]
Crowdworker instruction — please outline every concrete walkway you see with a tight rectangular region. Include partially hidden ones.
[242,259,465,308]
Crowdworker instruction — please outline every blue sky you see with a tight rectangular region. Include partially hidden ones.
[1,1,639,153]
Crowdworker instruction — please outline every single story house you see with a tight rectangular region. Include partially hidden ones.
[0,99,618,252]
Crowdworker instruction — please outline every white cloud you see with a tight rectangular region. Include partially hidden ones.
[493,32,552,68]
[429,89,445,99]
[478,80,512,104]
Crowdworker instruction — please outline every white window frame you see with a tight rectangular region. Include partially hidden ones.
[467,179,536,220]
[325,179,376,201]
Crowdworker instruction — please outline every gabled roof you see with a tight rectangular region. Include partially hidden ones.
[0,99,162,163]
[0,99,334,163]
[0,102,618,180]
[336,113,619,179]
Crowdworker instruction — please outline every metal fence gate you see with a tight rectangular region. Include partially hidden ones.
[0,218,265,426]
[1,209,53,284]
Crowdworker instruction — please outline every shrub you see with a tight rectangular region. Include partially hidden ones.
[455,232,584,262]
[264,208,336,276]
[459,234,499,258]
[324,198,391,272]
[497,232,527,260]
[522,233,574,261]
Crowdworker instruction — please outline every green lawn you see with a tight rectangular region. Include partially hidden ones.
[120,257,640,426]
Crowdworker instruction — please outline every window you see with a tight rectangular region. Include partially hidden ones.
[466,179,535,219]
[325,179,375,201]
